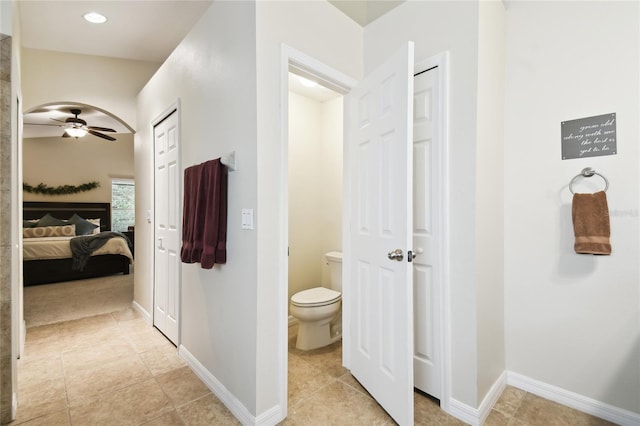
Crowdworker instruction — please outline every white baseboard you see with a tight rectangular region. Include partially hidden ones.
[131,300,152,324]
[179,345,284,425]
[478,370,507,424]
[448,398,480,426]
[445,371,506,426]
[507,371,640,426]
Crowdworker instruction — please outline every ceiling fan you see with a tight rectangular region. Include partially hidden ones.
[26,108,117,141]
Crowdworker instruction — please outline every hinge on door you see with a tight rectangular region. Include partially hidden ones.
[408,250,414,262]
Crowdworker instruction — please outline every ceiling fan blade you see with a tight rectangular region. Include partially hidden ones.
[88,130,116,141]
[50,118,66,123]
[24,122,63,127]
[62,132,71,138]
[87,126,116,132]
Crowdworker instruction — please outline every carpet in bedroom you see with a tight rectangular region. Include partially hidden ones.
[24,272,133,328]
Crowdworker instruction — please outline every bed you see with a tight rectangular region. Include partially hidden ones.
[22,201,133,286]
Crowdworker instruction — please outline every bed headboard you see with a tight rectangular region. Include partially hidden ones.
[23,202,112,232]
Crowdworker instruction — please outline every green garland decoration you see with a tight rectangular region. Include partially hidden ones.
[23,181,101,195]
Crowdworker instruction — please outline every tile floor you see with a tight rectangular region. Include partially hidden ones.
[285,334,615,426]
[12,303,615,425]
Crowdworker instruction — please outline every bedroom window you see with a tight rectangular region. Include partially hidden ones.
[111,178,135,232]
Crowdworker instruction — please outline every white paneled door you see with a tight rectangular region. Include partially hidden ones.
[412,65,442,398]
[347,42,415,425]
[154,110,180,345]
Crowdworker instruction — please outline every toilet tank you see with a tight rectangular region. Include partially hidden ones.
[325,251,342,292]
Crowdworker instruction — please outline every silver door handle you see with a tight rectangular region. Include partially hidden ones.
[387,249,404,261]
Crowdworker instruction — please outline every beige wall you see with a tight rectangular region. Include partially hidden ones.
[22,134,134,203]
[504,1,639,414]
[21,49,159,128]
[138,1,361,421]
[288,91,342,302]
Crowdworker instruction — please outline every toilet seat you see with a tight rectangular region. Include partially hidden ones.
[291,287,341,307]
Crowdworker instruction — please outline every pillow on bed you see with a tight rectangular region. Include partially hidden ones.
[23,224,76,238]
[87,219,101,234]
[68,214,100,235]
[23,220,38,228]
[36,213,67,227]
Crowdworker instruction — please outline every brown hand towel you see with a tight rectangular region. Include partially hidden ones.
[572,191,611,255]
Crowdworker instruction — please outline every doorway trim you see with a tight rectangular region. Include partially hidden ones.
[278,45,452,421]
[279,44,357,419]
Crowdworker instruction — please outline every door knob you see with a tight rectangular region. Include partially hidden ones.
[387,249,404,261]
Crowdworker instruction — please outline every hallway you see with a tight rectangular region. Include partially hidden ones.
[12,308,238,425]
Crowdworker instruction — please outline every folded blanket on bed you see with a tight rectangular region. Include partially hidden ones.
[70,232,132,271]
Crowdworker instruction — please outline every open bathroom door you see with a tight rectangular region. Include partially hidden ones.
[346,42,414,425]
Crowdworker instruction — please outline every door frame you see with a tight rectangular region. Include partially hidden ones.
[150,99,182,344]
[279,45,357,418]
[414,52,452,410]
[277,45,452,418]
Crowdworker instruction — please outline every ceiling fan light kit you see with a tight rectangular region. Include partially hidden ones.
[65,127,88,138]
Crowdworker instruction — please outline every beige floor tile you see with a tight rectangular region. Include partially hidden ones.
[65,355,152,406]
[12,378,67,424]
[288,354,335,407]
[513,393,614,426]
[11,409,70,426]
[414,392,466,426]
[285,380,393,425]
[111,307,144,323]
[156,366,211,408]
[290,340,346,378]
[61,340,136,375]
[493,385,526,418]
[123,325,173,353]
[139,340,186,376]
[141,410,184,425]
[69,379,173,426]
[57,313,117,336]
[17,355,64,388]
[484,409,511,426]
[336,372,373,399]
[177,394,240,425]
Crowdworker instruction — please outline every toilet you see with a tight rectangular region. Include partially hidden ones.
[290,251,342,350]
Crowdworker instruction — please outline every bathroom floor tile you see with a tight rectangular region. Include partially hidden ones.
[285,380,393,425]
[176,394,241,425]
[512,393,615,426]
[155,366,211,408]
[288,354,335,407]
[69,379,173,426]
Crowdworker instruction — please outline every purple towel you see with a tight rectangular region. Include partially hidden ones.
[181,158,227,268]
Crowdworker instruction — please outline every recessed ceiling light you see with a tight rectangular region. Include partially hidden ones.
[83,12,107,24]
[298,76,318,88]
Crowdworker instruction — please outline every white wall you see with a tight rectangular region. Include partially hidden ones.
[288,91,342,300]
[136,0,259,415]
[476,0,506,402]
[256,1,361,416]
[21,49,159,128]
[364,0,483,407]
[504,1,640,414]
[22,135,134,203]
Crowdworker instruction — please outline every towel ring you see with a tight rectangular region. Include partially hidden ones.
[569,167,609,194]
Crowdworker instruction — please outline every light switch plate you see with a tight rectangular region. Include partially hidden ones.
[241,209,254,230]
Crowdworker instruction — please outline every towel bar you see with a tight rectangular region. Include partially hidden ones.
[569,167,609,194]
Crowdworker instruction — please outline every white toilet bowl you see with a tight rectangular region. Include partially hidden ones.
[290,287,342,350]
[291,251,343,350]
